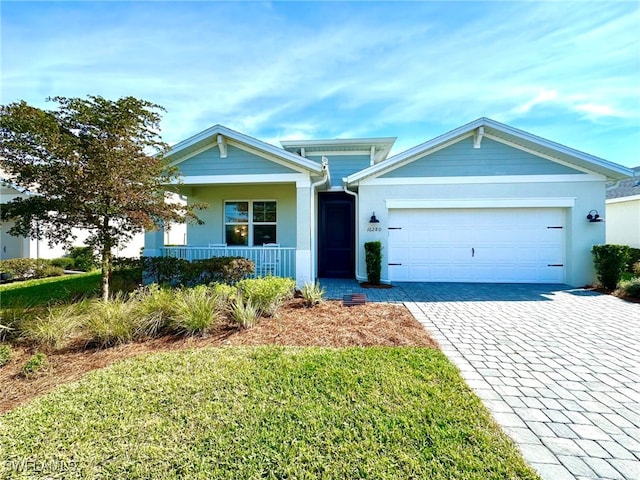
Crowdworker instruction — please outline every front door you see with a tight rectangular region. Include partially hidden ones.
[318,192,355,278]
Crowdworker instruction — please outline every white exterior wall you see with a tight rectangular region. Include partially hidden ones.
[2,185,144,260]
[357,178,606,287]
[606,197,640,248]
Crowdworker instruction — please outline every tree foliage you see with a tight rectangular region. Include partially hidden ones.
[0,95,201,300]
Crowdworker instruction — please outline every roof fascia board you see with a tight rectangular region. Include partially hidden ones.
[482,118,633,178]
[225,138,317,175]
[166,125,323,174]
[281,137,396,149]
[361,173,604,186]
[346,131,474,184]
[346,117,633,184]
[606,194,640,204]
[483,132,596,175]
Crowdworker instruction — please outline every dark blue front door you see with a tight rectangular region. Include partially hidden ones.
[318,192,355,278]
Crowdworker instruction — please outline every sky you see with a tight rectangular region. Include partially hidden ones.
[1,1,639,167]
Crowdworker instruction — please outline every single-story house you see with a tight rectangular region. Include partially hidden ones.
[606,166,640,248]
[144,118,633,287]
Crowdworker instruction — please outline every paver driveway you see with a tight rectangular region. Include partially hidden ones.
[321,281,640,480]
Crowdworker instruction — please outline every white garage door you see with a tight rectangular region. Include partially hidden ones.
[388,208,565,283]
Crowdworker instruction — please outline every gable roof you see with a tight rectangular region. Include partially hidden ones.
[345,117,633,185]
[606,166,640,200]
[166,124,324,175]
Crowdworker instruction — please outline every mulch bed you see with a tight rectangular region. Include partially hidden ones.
[1,299,437,413]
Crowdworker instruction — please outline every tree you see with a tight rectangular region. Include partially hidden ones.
[0,96,201,300]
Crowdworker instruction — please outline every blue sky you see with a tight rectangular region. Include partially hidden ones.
[2,1,639,167]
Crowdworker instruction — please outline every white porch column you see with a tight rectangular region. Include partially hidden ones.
[143,227,164,257]
[295,180,312,287]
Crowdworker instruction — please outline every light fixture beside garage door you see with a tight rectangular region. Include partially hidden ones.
[586,210,604,222]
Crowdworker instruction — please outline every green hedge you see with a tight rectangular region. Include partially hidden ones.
[627,247,640,273]
[0,258,64,281]
[142,256,255,286]
[364,241,382,285]
[591,244,630,290]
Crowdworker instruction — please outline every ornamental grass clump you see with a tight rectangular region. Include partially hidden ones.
[229,293,261,329]
[84,293,138,347]
[169,285,223,335]
[301,282,325,307]
[129,284,176,337]
[19,304,82,350]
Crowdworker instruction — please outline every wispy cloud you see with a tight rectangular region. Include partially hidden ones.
[1,1,638,165]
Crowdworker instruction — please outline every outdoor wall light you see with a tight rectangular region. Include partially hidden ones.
[369,212,380,223]
[586,209,604,222]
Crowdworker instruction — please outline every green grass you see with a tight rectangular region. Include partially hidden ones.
[0,347,540,479]
[0,271,101,307]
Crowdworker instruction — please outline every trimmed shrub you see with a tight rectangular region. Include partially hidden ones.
[0,258,62,281]
[0,344,12,367]
[192,257,255,284]
[111,257,143,293]
[616,277,640,300]
[50,257,75,270]
[169,286,222,335]
[210,283,238,309]
[627,248,640,273]
[41,265,65,278]
[68,246,97,271]
[142,256,255,287]
[21,352,49,378]
[591,244,630,290]
[236,276,295,317]
[364,241,383,285]
[301,282,325,307]
[142,256,190,285]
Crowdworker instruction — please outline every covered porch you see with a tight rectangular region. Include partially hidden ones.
[144,180,318,285]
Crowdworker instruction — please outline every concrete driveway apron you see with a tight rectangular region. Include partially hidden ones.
[401,283,640,480]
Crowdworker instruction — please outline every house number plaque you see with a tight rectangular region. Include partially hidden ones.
[367,226,382,232]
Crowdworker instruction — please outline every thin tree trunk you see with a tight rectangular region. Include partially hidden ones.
[101,218,112,302]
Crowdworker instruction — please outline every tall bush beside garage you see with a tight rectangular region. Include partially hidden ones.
[591,244,630,290]
[364,241,382,285]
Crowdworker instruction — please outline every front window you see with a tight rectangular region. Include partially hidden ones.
[225,200,277,246]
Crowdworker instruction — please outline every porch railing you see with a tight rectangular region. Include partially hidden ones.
[160,246,296,279]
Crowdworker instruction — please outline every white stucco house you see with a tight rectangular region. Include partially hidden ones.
[144,118,633,287]
[0,182,177,260]
[606,166,640,248]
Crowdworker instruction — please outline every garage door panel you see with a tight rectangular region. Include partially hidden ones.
[388,208,565,283]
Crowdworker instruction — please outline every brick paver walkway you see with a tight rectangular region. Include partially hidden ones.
[319,280,640,480]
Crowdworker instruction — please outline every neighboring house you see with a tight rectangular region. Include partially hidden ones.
[606,166,640,248]
[144,118,632,287]
[0,182,156,260]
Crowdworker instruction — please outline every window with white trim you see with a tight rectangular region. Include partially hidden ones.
[224,201,277,246]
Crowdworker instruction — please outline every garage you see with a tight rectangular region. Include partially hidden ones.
[388,208,566,283]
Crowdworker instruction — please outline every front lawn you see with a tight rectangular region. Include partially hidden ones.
[1,346,539,479]
[0,271,101,307]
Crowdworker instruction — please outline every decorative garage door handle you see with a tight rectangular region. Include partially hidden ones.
[472,248,475,257]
